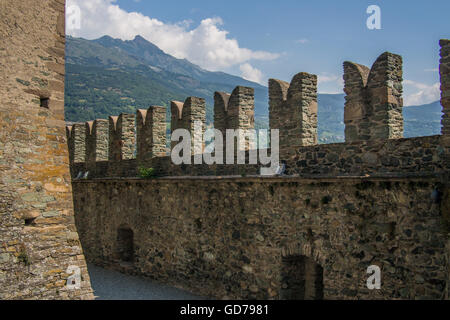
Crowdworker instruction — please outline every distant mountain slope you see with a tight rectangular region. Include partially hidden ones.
[65,35,443,142]
[65,63,186,123]
[65,35,269,127]
[93,35,266,88]
[317,94,346,143]
[403,101,443,138]
[316,97,443,143]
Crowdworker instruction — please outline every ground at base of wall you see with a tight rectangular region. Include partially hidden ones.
[86,263,206,300]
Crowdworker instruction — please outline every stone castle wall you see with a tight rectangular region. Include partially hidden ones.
[0,0,93,299]
[68,41,450,300]
[0,0,447,301]
[73,176,447,300]
[65,49,447,180]
[287,135,445,176]
[68,134,446,179]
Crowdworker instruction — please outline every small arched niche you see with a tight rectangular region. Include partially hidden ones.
[280,255,324,300]
[116,226,134,262]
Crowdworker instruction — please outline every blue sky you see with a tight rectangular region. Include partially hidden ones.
[67,0,450,105]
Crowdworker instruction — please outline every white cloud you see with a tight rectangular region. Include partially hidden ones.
[317,73,344,94]
[239,63,264,85]
[403,80,440,106]
[295,39,309,44]
[66,0,279,71]
[424,68,439,72]
[318,73,340,84]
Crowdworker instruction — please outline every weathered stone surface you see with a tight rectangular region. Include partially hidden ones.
[73,176,448,300]
[171,97,206,155]
[109,114,136,162]
[67,123,86,164]
[0,0,93,300]
[86,119,109,168]
[137,106,167,162]
[344,52,403,142]
[287,135,446,176]
[3,5,446,302]
[68,134,448,179]
[269,73,318,159]
[65,40,450,301]
[214,86,255,157]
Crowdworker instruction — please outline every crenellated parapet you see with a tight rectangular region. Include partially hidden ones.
[343,62,371,141]
[214,86,255,154]
[85,119,109,170]
[214,91,231,134]
[65,43,450,180]
[344,52,403,142]
[137,106,167,161]
[67,107,170,177]
[269,72,318,159]
[215,86,255,132]
[225,86,255,131]
[67,123,86,165]
[170,97,206,154]
[109,113,136,161]
[368,52,404,139]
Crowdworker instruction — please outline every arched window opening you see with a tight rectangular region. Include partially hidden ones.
[280,255,323,300]
[116,227,134,262]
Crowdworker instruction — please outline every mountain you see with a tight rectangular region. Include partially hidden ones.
[65,35,443,142]
[65,35,269,128]
[403,101,443,138]
[93,35,265,88]
[317,94,346,143]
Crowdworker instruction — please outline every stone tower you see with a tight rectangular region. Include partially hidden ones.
[0,0,93,299]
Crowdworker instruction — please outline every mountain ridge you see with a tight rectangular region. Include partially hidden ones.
[65,35,270,127]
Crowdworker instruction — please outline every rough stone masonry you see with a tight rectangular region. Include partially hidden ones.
[343,52,403,142]
[0,0,93,299]
[68,43,450,300]
[74,176,446,300]
[0,0,449,301]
